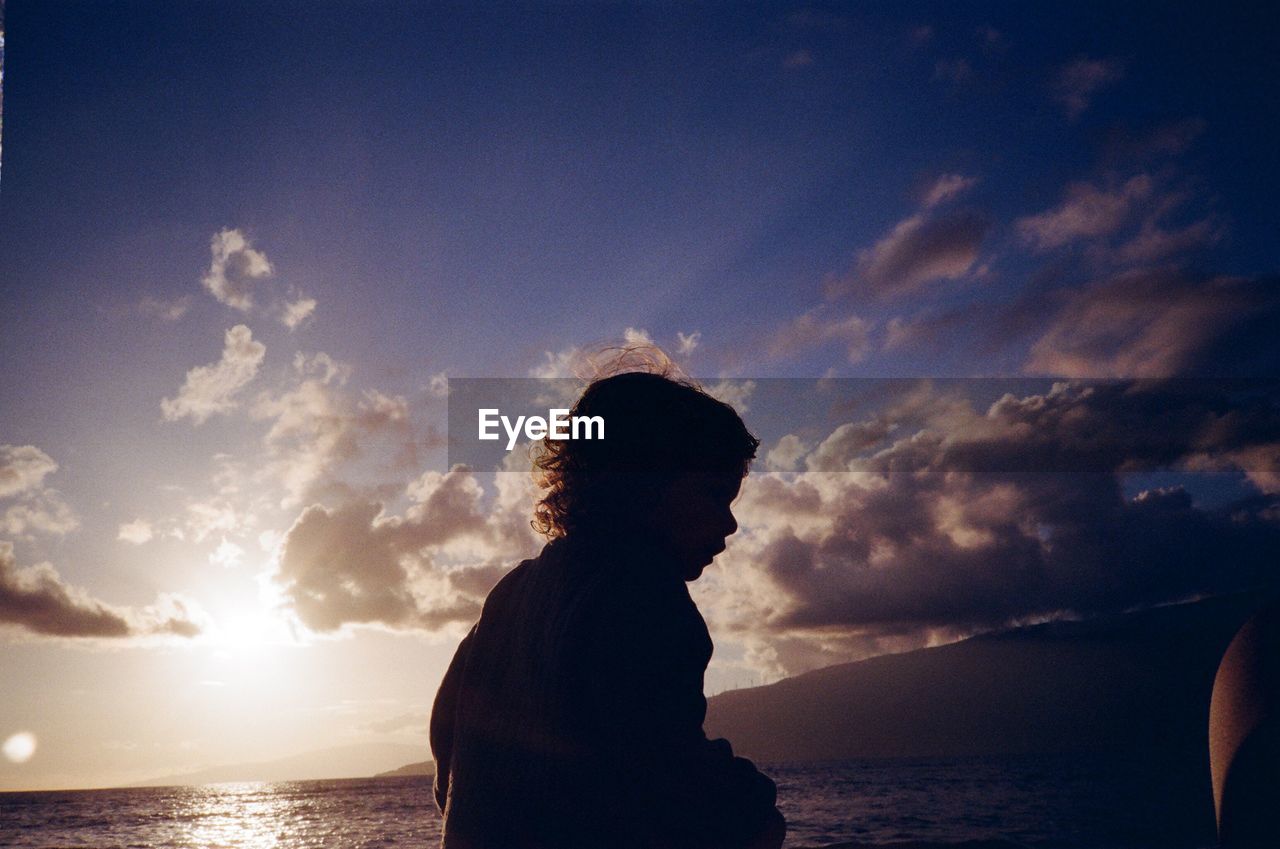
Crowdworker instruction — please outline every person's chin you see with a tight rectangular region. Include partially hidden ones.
[684,553,717,581]
[683,561,708,581]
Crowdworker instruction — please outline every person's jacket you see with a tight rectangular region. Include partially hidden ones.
[430,531,779,848]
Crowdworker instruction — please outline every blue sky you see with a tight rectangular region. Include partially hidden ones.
[1,1,1278,790]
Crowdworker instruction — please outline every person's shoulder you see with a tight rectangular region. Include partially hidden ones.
[476,544,551,612]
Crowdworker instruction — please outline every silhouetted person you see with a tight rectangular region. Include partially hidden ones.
[1210,596,1280,848]
[431,370,785,849]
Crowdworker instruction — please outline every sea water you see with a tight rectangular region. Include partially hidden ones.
[0,753,1218,848]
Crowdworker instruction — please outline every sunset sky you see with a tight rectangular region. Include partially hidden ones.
[2,1,1279,791]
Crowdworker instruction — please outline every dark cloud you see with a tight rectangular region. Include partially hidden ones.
[275,466,540,633]
[710,379,1280,674]
[1053,57,1124,120]
[1026,270,1280,378]
[828,211,989,300]
[0,542,202,640]
[1100,118,1206,165]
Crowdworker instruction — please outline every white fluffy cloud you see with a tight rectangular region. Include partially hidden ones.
[2,493,78,538]
[117,520,154,545]
[202,228,274,311]
[251,353,414,507]
[161,325,266,424]
[281,296,317,330]
[0,446,58,499]
[0,445,78,538]
[765,435,810,472]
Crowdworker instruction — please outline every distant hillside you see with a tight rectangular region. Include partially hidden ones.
[375,760,434,778]
[706,592,1268,764]
[129,742,429,787]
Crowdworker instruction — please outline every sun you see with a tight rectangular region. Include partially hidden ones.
[206,602,296,660]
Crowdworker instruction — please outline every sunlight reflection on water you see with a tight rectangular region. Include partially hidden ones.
[0,776,441,849]
[0,756,1218,848]
[183,783,287,848]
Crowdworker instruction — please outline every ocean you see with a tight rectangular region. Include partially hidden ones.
[0,753,1218,848]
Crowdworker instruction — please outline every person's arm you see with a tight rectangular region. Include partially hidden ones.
[429,624,476,813]
[580,579,781,848]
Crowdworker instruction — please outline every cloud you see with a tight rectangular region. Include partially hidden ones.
[0,446,57,499]
[281,296,317,330]
[201,228,274,311]
[676,331,701,355]
[426,371,450,398]
[530,328,675,379]
[765,435,810,473]
[163,325,268,423]
[0,541,203,640]
[922,174,978,209]
[277,499,443,632]
[1025,269,1280,378]
[531,346,584,380]
[1103,118,1205,163]
[274,465,540,633]
[209,537,245,569]
[829,210,988,299]
[705,379,756,414]
[117,520,154,545]
[162,325,266,424]
[186,494,247,543]
[1112,215,1223,266]
[0,446,78,538]
[1016,175,1152,251]
[693,379,1280,676]
[622,326,653,347]
[2,492,78,538]
[768,308,872,364]
[251,353,416,507]
[139,295,193,322]
[1053,57,1124,120]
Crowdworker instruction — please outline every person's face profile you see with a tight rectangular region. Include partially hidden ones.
[645,469,744,581]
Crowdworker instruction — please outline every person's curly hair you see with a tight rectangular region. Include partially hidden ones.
[531,358,759,539]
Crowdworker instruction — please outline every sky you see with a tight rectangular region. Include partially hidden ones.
[1,0,1279,790]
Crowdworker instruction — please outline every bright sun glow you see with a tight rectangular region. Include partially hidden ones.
[3,731,37,764]
[210,608,294,653]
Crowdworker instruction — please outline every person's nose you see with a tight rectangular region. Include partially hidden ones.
[723,508,738,538]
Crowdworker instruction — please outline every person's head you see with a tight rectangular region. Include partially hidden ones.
[532,368,758,580]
